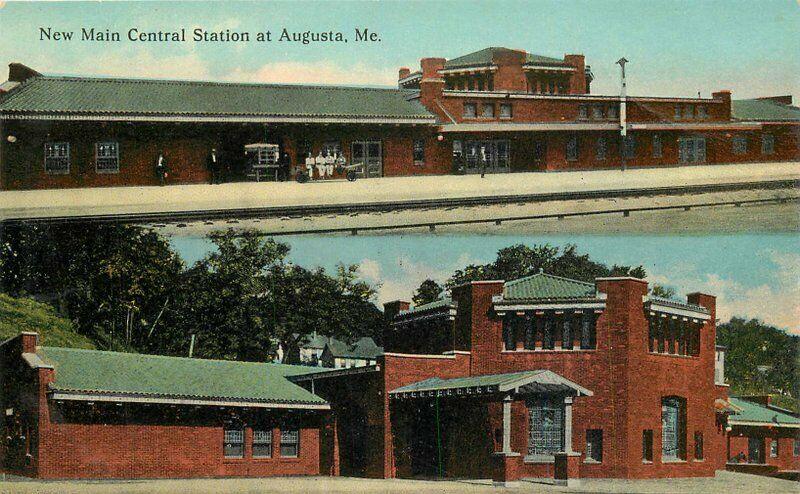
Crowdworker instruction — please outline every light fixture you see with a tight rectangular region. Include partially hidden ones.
[6,135,16,143]
[437,134,444,142]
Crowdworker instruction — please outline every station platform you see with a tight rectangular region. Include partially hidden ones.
[0,162,797,222]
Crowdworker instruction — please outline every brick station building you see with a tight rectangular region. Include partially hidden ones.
[296,272,733,485]
[0,47,798,190]
[0,333,337,479]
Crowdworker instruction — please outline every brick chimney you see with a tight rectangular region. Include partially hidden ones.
[383,300,411,323]
[8,63,41,83]
[398,67,411,81]
[492,48,527,92]
[712,90,732,120]
[20,331,39,353]
[418,57,446,112]
[564,54,586,95]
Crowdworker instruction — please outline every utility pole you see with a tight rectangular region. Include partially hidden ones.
[617,57,629,171]
[188,333,196,358]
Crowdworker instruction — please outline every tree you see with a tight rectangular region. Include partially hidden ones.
[157,229,381,362]
[0,223,183,350]
[413,279,444,306]
[444,243,646,290]
[717,317,799,410]
[651,285,676,299]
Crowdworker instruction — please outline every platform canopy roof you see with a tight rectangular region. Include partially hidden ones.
[728,397,800,428]
[732,98,800,122]
[0,70,436,124]
[390,369,592,399]
[36,346,329,409]
[444,47,567,69]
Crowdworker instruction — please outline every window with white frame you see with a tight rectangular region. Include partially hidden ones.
[44,142,70,174]
[499,103,513,119]
[413,139,425,164]
[527,398,564,456]
[95,141,120,173]
[463,102,477,118]
[280,429,299,457]
[770,439,778,458]
[480,103,495,118]
[223,429,244,458]
[662,397,686,460]
[761,134,775,155]
[253,429,273,458]
[586,429,603,462]
[733,136,748,155]
[596,137,607,161]
[652,134,663,158]
[566,135,579,161]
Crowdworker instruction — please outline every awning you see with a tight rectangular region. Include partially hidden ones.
[390,369,592,399]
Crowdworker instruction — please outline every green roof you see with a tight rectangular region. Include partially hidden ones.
[38,346,327,406]
[390,369,592,397]
[502,272,596,302]
[0,74,435,121]
[732,99,800,122]
[324,336,383,359]
[399,297,454,316]
[729,397,800,427]
[444,47,565,69]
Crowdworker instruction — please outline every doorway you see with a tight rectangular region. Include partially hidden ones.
[748,436,765,464]
[351,141,382,178]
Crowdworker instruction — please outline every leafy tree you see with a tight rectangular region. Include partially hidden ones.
[444,243,646,290]
[156,229,381,362]
[0,293,95,349]
[717,317,799,410]
[413,279,445,306]
[651,285,676,299]
[0,223,183,350]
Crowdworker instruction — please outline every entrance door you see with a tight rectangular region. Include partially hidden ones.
[463,140,511,174]
[748,436,765,464]
[351,140,382,178]
[678,137,707,164]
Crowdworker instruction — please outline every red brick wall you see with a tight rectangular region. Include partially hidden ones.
[728,425,800,473]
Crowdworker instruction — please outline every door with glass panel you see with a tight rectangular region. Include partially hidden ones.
[678,136,707,164]
[463,140,511,174]
[351,140,382,178]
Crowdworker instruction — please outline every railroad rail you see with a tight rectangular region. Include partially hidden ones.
[1,178,797,228]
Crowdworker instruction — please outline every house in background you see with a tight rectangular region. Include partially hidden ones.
[320,336,383,369]
[726,395,800,480]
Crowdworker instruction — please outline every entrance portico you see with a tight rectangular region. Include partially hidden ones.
[389,370,592,486]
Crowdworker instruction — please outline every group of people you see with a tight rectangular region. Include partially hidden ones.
[303,150,347,180]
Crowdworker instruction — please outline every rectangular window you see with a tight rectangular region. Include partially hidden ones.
[684,105,694,119]
[480,103,495,118]
[561,316,573,350]
[413,139,425,164]
[608,105,618,120]
[524,317,536,350]
[694,431,704,460]
[652,134,662,158]
[253,430,273,458]
[280,429,299,458]
[321,140,342,157]
[679,136,707,164]
[642,430,654,462]
[95,142,120,173]
[662,397,686,460]
[733,136,748,155]
[596,137,607,161]
[502,317,516,351]
[762,134,775,155]
[578,105,588,120]
[580,313,595,349]
[770,439,778,458]
[794,438,800,457]
[527,398,563,456]
[592,105,604,120]
[566,135,579,161]
[44,142,70,174]
[586,429,603,462]
[674,105,682,120]
[463,102,477,118]
[696,106,708,120]
[623,135,636,159]
[223,429,244,458]
[499,103,513,119]
[542,315,555,350]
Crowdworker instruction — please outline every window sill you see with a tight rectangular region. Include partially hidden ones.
[583,459,602,465]
[524,455,555,464]
[501,349,597,354]
[648,352,698,359]
[642,460,653,464]
[96,170,120,175]
[661,459,687,464]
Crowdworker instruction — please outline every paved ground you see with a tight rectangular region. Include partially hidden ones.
[0,162,797,221]
[0,471,796,494]
[156,187,799,236]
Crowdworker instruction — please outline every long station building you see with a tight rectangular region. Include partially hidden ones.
[0,47,798,189]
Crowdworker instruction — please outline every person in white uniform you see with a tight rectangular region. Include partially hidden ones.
[305,152,315,179]
[325,151,336,177]
[315,151,327,178]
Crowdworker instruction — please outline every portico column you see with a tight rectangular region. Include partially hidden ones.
[502,394,513,453]
[563,396,574,453]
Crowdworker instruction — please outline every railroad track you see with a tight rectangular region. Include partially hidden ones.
[1,178,797,228]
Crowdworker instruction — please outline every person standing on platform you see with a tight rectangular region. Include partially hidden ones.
[155,151,169,186]
[207,147,220,184]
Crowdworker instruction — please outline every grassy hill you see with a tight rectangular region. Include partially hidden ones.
[0,293,95,349]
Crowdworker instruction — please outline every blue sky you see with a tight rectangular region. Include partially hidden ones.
[170,233,800,334]
[1,1,798,100]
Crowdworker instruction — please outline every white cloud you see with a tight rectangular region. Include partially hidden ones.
[648,251,800,334]
[224,61,396,86]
